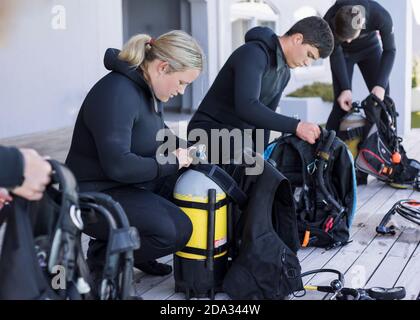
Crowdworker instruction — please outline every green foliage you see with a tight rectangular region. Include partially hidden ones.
[287,82,334,103]
[412,112,420,128]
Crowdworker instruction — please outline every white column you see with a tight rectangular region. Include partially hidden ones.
[189,0,211,111]
[380,0,413,136]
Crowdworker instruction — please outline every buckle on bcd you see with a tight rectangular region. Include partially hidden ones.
[414,175,420,191]
[307,160,318,175]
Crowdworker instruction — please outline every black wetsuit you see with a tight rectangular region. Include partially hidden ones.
[187,27,300,163]
[65,49,192,268]
[0,146,24,189]
[325,0,396,131]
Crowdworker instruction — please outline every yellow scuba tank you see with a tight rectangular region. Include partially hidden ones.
[172,169,229,300]
[339,109,367,158]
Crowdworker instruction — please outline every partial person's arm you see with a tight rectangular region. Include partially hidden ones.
[329,44,351,91]
[0,146,52,201]
[0,146,24,188]
[374,6,396,90]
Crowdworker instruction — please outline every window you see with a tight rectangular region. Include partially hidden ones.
[230,0,279,51]
[413,0,420,25]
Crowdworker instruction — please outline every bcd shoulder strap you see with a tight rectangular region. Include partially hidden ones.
[192,164,248,207]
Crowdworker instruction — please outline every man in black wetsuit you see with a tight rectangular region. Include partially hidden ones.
[324,0,396,184]
[187,16,334,165]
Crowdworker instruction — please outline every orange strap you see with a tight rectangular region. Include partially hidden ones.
[302,231,311,247]
[381,166,393,175]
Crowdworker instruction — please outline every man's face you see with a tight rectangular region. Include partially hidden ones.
[285,33,320,69]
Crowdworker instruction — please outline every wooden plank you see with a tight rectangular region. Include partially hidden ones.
[134,258,174,298]
[298,136,420,270]
[364,227,420,289]
[326,193,415,301]
[297,184,397,272]
[341,189,420,290]
[139,274,176,300]
[297,247,317,262]
[394,242,420,300]
[166,291,231,301]
[297,176,389,265]
[133,255,173,282]
[356,179,386,210]
[143,276,231,300]
[297,188,413,300]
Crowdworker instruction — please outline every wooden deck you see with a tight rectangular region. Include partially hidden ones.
[1,118,419,301]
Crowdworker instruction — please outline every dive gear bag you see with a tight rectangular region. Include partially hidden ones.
[79,192,140,300]
[223,157,303,299]
[0,161,140,300]
[355,94,420,190]
[265,129,357,249]
[0,160,90,300]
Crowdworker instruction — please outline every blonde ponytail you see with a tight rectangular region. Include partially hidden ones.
[118,30,204,72]
[118,34,152,69]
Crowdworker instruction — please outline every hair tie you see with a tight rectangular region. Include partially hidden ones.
[147,38,155,46]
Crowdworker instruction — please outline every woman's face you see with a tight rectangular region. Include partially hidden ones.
[147,60,201,102]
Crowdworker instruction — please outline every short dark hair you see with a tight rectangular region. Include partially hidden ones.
[285,16,334,59]
[334,5,365,42]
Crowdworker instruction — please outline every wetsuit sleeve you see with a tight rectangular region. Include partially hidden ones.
[233,44,300,134]
[83,86,179,184]
[329,44,352,91]
[374,6,396,89]
[164,123,192,149]
[0,146,24,189]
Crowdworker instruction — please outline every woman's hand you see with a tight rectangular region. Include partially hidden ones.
[172,148,194,169]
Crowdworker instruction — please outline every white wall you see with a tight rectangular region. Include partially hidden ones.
[413,18,420,58]
[412,0,420,57]
[211,0,335,95]
[0,0,123,139]
[271,0,335,95]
